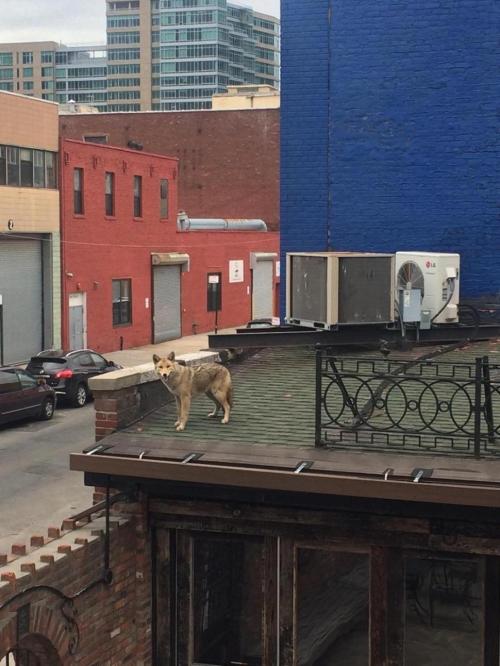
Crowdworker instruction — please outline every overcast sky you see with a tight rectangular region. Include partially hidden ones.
[0,0,280,45]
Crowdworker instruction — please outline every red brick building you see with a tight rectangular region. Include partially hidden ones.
[60,139,279,353]
[59,109,280,232]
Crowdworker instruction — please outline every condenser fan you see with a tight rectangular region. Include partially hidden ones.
[397,261,425,297]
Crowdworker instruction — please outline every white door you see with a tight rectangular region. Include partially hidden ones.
[153,265,182,342]
[69,293,86,350]
[252,257,274,320]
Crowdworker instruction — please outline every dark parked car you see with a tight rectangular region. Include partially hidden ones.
[26,350,122,407]
[0,368,56,425]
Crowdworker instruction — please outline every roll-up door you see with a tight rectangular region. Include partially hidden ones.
[0,239,43,363]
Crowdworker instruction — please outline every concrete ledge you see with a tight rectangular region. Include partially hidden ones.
[89,351,220,391]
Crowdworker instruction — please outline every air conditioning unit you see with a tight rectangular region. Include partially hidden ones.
[395,252,460,325]
[286,252,395,328]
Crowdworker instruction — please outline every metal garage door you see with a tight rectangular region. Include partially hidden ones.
[252,259,274,320]
[153,265,181,343]
[0,239,43,364]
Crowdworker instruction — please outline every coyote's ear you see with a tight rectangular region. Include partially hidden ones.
[167,351,175,361]
[153,354,161,364]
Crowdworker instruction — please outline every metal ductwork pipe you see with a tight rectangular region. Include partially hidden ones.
[177,214,267,232]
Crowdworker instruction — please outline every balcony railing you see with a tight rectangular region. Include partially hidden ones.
[315,349,500,458]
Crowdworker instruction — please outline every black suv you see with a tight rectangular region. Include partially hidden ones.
[26,350,121,407]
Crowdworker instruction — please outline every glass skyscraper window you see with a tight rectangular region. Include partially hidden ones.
[0,0,279,112]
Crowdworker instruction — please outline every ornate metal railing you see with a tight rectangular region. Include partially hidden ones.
[315,349,500,457]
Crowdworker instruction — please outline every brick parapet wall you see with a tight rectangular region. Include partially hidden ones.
[60,109,280,232]
[94,385,144,441]
[91,351,219,441]
[0,499,152,664]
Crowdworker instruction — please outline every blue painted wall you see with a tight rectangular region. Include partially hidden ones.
[281,0,499,303]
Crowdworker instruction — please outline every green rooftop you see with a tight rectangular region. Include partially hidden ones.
[122,340,500,458]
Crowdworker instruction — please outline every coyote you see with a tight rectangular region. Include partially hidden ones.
[153,352,233,432]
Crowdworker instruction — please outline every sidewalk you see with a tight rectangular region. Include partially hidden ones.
[104,327,238,368]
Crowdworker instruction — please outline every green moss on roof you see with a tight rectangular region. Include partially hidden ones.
[124,340,500,457]
[127,347,317,447]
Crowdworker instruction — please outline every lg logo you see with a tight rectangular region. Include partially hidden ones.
[7,220,14,231]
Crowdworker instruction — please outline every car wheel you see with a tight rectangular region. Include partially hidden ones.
[40,398,55,421]
[71,383,88,408]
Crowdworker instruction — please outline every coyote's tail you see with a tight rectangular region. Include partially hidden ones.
[227,385,233,408]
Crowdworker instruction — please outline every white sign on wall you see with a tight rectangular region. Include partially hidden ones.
[275,261,280,278]
[229,260,244,283]
[208,274,220,284]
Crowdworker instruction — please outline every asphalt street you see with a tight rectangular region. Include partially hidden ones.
[0,335,218,556]
[0,402,94,554]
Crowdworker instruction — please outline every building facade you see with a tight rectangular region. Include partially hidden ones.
[60,138,278,353]
[0,1,279,112]
[60,108,280,231]
[0,91,60,364]
[0,42,108,110]
[105,0,280,112]
[281,0,499,301]
[212,84,280,111]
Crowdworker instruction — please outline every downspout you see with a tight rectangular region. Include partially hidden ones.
[327,0,333,250]
[59,138,66,350]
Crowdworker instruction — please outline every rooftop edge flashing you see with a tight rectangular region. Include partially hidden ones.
[70,452,500,510]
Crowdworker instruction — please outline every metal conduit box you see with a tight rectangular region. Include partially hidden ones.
[286,252,395,328]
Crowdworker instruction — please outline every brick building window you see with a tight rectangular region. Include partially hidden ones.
[105,172,115,216]
[73,168,84,214]
[84,135,108,145]
[133,175,142,217]
[112,279,132,326]
[160,178,169,219]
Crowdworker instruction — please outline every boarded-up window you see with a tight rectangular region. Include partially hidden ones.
[405,557,484,666]
[192,536,263,664]
[297,549,369,665]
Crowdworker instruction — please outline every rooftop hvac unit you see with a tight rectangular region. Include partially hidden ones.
[395,252,460,324]
[286,252,395,328]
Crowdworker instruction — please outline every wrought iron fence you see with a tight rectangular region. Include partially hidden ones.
[315,349,500,457]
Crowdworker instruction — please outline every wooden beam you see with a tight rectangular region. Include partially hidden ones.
[263,537,278,665]
[484,556,500,665]
[153,528,172,664]
[150,498,431,534]
[176,531,192,666]
[370,547,405,666]
[153,512,500,557]
[279,538,296,666]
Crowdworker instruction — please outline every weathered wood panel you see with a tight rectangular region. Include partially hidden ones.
[370,548,405,666]
[280,538,296,666]
[176,531,192,666]
[154,528,172,664]
[484,556,500,666]
[150,498,431,534]
[263,537,278,665]
[296,549,369,665]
